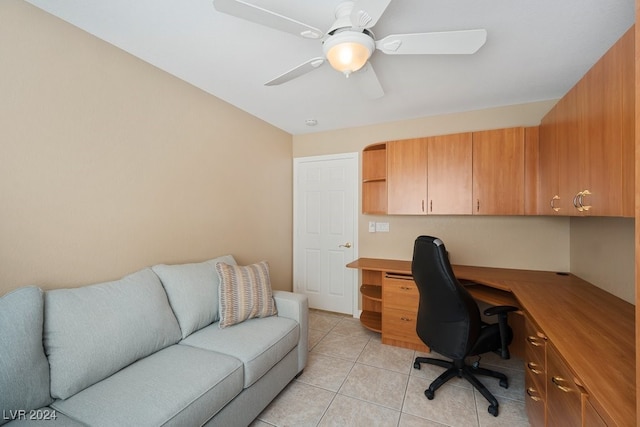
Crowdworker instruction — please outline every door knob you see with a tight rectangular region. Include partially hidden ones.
[339,242,352,248]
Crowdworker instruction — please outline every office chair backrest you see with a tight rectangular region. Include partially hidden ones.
[412,236,481,360]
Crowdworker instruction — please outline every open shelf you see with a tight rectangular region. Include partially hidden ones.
[360,284,382,301]
[360,310,382,332]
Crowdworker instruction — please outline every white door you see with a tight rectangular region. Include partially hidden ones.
[293,153,358,315]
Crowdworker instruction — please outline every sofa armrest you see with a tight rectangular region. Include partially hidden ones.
[273,291,308,373]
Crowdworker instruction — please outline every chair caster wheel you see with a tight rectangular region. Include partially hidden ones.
[499,378,508,388]
[413,362,421,370]
[424,389,435,400]
[488,405,499,417]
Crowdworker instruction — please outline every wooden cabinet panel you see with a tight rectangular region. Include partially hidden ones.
[387,138,428,214]
[382,307,424,347]
[583,398,608,427]
[547,344,582,427]
[538,105,562,215]
[589,27,634,217]
[381,273,426,351]
[557,86,581,215]
[427,132,473,214]
[524,127,539,215]
[472,127,525,215]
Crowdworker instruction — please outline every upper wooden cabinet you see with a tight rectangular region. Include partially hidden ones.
[387,138,428,214]
[364,127,528,216]
[386,134,474,215]
[538,26,634,217]
[427,133,473,214]
[472,127,525,215]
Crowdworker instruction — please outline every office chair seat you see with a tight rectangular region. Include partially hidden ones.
[411,236,517,417]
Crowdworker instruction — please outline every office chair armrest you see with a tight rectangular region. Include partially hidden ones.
[483,305,518,360]
[483,305,518,317]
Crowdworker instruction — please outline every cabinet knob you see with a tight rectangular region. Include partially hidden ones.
[550,195,560,212]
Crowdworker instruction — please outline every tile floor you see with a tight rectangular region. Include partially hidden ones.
[251,310,530,427]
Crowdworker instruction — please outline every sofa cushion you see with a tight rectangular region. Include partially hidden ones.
[152,255,236,338]
[0,287,52,426]
[180,315,299,388]
[216,261,277,328]
[44,268,182,399]
[51,345,243,427]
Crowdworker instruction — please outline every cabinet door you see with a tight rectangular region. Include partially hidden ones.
[387,138,428,214]
[538,105,562,214]
[583,398,608,427]
[546,344,582,427]
[427,133,472,214]
[472,127,525,215]
[585,27,634,217]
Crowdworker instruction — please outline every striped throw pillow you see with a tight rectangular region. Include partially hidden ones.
[216,261,277,328]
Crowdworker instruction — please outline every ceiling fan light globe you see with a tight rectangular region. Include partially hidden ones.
[323,32,374,75]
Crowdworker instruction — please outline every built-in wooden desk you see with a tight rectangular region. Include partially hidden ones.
[347,258,635,426]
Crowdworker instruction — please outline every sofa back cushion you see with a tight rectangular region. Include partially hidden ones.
[152,255,236,338]
[0,286,52,426]
[44,268,182,399]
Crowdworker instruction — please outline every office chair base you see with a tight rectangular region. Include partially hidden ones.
[414,357,508,417]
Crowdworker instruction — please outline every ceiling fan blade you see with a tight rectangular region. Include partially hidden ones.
[350,0,392,29]
[213,0,323,39]
[351,62,384,99]
[376,29,487,55]
[265,57,325,86]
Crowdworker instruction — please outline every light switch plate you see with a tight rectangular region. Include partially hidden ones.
[368,221,376,232]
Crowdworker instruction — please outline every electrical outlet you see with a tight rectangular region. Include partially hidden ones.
[368,221,376,233]
[375,222,390,232]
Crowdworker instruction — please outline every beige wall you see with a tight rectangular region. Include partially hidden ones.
[294,102,635,304]
[570,217,635,303]
[0,0,293,295]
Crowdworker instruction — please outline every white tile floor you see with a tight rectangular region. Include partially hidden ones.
[251,310,530,427]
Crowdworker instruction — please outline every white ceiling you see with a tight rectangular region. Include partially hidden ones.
[26,0,635,135]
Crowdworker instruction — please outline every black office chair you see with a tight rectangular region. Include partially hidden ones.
[411,236,517,417]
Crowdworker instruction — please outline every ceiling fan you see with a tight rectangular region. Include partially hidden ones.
[213,0,487,99]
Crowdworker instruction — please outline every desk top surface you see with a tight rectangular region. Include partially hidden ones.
[347,258,636,426]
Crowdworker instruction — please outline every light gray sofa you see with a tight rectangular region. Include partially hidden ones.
[0,255,308,427]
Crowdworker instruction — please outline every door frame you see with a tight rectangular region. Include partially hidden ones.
[293,152,359,317]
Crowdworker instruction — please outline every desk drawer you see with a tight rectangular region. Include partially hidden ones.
[382,307,422,346]
[382,274,419,311]
[524,316,546,368]
[525,370,546,427]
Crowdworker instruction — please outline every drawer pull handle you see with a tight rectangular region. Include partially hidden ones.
[526,387,541,401]
[527,336,543,347]
[527,362,543,375]
[551,376,572,393]
[400,286,412,291]
[400,317,412,322]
